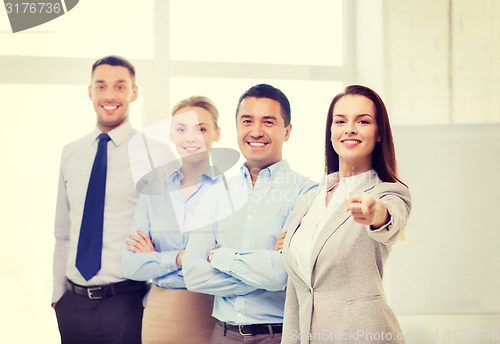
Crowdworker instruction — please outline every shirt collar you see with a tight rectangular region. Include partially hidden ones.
[91,121,134,146]
[168,166,220,185]
[241,159,290,179]
[326,169,379,192]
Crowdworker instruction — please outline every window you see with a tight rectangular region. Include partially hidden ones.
[165,0,351,179]
[0,0,154,59]
[169,0,343,66]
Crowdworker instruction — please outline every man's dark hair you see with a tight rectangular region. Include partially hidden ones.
[91,55,136,83]
[235,84,291,126]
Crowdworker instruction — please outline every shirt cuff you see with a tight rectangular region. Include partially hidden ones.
[52,283,68,303]
[367,205,393,232]
[210,247,237,272]
[159,250,181,274]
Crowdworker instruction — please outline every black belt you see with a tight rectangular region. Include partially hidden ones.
[217,320,282,336]
[67,279,146,300]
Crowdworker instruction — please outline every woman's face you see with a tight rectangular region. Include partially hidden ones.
[170,106,220,160]
[330,95,380,173]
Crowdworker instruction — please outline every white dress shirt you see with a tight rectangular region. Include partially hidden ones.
[289,169,381,276]
[52,121,139,302]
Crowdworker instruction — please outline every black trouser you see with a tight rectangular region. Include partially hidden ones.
[55,283,145,344]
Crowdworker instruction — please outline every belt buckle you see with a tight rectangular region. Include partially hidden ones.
[238,325,252,336]
[87,286,104,300]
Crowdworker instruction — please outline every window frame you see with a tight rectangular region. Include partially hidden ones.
[0,0,355,127]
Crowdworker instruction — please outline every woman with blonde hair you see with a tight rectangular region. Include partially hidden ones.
[282,85,411,343]
[122,96,221,343]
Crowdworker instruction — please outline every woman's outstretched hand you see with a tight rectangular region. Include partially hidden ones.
[345,194,389,229]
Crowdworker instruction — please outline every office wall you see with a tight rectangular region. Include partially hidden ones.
[386,0,500,125]
[383,1,500,341]
[385,124,500,343]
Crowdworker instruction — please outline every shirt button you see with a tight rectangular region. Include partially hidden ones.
[167,269,171,272]
[244,241,249,245]
[248,215,252,220]
[238,314,243,318]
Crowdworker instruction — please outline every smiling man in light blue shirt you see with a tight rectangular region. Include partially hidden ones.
[182,84,316,344]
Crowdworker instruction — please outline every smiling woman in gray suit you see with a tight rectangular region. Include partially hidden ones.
[281,85,411,344]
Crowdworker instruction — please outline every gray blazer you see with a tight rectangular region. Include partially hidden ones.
[281,178,411,344]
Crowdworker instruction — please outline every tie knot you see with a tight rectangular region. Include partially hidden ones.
[98,133,111,142]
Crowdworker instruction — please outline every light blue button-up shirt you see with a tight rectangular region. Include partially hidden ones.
[182,160,317,325]
[121,167,225,289]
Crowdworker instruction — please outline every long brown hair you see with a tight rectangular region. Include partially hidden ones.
[324,85,405,185]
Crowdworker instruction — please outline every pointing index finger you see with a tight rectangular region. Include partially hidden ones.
[345,194,363,211]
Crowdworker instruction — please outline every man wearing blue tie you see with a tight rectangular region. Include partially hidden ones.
[52,55,146,344]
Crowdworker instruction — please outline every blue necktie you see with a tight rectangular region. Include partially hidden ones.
[76,133,111,281]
